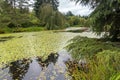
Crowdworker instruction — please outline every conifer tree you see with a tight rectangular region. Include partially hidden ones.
[72,0,120,41]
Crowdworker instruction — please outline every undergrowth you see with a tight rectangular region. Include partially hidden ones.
[66,36,120,80]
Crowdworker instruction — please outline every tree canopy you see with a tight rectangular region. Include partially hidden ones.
[39,4,67,30]
[0,0,30,28]
[66,11,74,16]
[34,0,59,17]
[34,0,67,30]
[72,0,120,41]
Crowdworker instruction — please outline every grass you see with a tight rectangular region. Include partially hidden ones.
[71,24,89,27]
[66,36,120,80]
[13,26,45,32]
[0,26,45,33]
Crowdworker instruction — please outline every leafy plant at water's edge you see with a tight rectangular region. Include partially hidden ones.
[66,36,120,80]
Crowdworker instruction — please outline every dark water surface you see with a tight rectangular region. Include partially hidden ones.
[0,36,15,42]
[0,50,72,80]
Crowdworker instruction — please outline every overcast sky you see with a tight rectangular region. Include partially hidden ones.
[58,0,93,16]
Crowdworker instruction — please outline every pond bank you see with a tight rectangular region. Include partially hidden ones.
[66,36,120,80]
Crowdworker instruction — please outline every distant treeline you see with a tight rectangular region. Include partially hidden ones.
[0,0,90,33]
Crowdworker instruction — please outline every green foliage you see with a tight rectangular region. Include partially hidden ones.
[66,16,90,27]
[0,0,44,33]
[66,11,74,16]
[37,4,67,30]
[0,0,29,27]
[0,0,67,32]
[34,0,68,30]
[70,51,120,80]
[66,36,119,59]
[110,72,120,80]
[0,26,44,33]
[29,13,41,26]
[73,0,120,40]
[66,36,120,80]
[13,26,45,32]
[34,0,59,18]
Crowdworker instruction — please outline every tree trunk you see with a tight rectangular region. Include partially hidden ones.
[110,29,119,41]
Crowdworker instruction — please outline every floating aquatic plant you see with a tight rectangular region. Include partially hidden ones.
[0,31,80,67]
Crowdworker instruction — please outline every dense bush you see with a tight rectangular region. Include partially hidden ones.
[66,16,91,27]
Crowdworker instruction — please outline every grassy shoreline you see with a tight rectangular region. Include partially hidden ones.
[66,36,120,80]
[0,26,45,34]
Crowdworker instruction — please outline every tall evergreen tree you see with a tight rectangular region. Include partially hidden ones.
[66,11,74,16]
[72,0,120,41]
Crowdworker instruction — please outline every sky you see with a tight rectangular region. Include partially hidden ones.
[58,0,93,16]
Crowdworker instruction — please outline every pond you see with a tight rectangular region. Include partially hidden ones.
[0,31,100,80]
[0,31,82,80]
[0,50,72,80]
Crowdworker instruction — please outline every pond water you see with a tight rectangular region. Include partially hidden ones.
[0,50,72,80]
[0,31,99,80]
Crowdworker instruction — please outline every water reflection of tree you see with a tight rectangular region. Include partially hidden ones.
[9,58,31,80]
[37,53,59,69]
